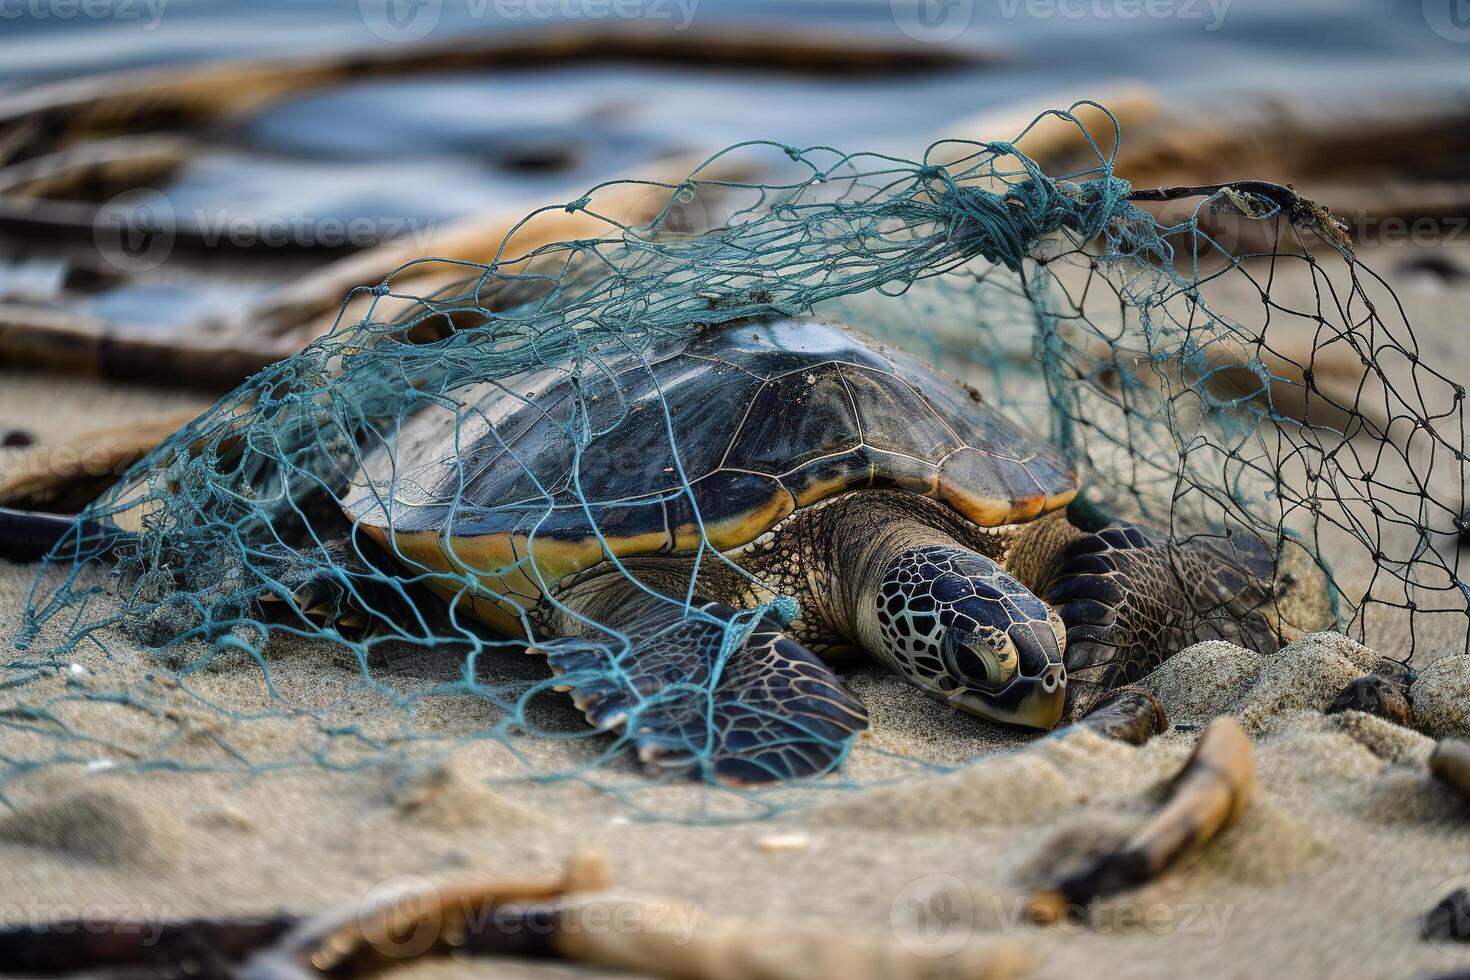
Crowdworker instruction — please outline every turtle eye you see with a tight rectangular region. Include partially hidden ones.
[942,628,1017,689]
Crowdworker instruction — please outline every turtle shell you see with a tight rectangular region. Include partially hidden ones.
[343,316,1077,633]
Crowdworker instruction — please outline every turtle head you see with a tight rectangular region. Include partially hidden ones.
[874,546,1066,729]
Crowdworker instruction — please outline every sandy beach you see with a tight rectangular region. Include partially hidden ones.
[1,236,1469,979]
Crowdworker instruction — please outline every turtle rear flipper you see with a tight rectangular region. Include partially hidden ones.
[266,533,430,638]
[537,589,868,786]
[1046,522,1279,713]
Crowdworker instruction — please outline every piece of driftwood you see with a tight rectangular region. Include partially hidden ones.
[936,83,1162,175]
[0,149,751,386]
[0,915,295,978]
[0,303,293,388]
[0,407,201,511]
[1076,687,1169,745]
[241,852,1032,980]
[542,901,1033,980]
[1029,716,1254,923]
[0,857,612,979]
[244,150,751,343]
[1430,739,1470,801]
[239,853,611,978]
[0,848,1036,979]
[0,25,989,149]
[0,136,188,199]
[1326,674,1413,728]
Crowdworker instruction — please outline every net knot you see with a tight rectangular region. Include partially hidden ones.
[940,174,1134,273]
[765,595,800,626]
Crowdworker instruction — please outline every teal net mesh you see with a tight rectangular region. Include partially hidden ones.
[7,104,1467,815]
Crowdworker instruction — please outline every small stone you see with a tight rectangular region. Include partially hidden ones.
[1430,738,1470,800]
[756,832,811,854]
[1411,655,1470,739]
[1326,675,1413,728]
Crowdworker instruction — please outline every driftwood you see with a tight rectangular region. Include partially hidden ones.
[1029,717,1254,923]
[0,852,1034,980]
[0,26,988,150]
[243,150,751,343]
[0,915,296,978]
[1076,688,1169,745]
[0,303,294,388]
[1430,739,1470,801]
[0,147,752,386]
[0,25,981,387]
[0,407,200,511]
[937,84,1162,175]
[1326,674,1414,728]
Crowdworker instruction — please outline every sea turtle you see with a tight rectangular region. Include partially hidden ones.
[3,315,1297,785]
[322,315,1287,784]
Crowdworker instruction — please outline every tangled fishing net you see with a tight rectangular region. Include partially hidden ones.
[7,104,1467,814]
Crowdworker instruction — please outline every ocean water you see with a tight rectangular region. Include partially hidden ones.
[0,0,1465,330]
[3,0,1465,117]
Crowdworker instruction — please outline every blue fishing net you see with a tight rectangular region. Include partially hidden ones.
[7,104,1465,813]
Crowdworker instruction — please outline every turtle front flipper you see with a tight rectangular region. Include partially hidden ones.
[1046,522,1279,715]
[536,584,868,786]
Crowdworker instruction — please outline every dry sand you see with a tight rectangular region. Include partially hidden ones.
[2,247,1470,979]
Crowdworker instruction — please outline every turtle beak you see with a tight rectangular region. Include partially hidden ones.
[951,663,1066,729]
[949,619,1067,729]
